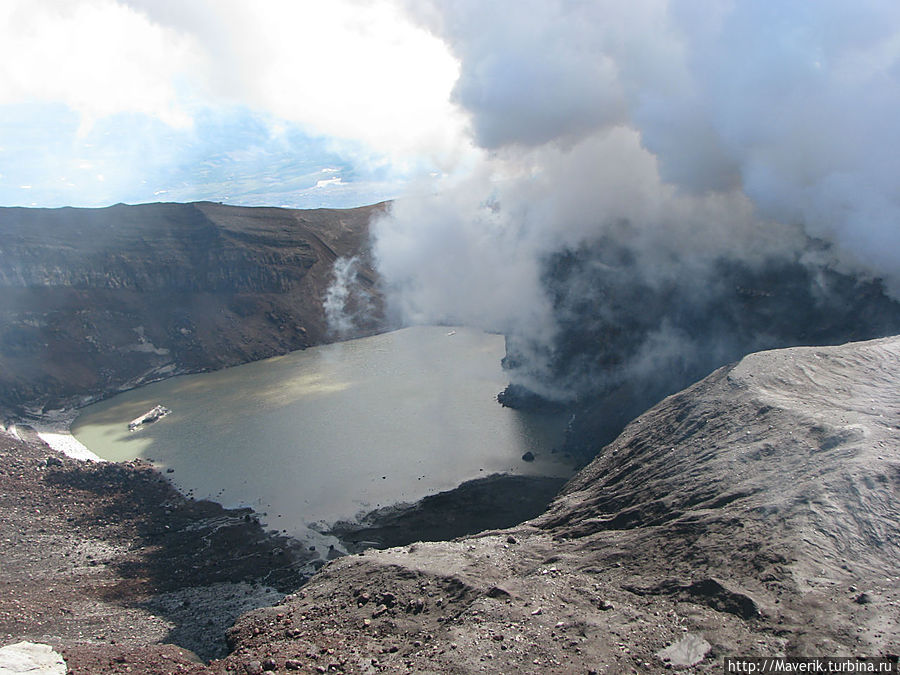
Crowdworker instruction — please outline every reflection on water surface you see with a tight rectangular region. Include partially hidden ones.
[73,326,571,539]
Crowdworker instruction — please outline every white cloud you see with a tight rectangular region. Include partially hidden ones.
[0,0,468,170]
[375,0,900,320]
[0,0,473,207]
[123,0,468,161]
[0,0,197,130]
[315,177,343,189]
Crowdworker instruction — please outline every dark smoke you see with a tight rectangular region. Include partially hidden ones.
[374,0,900,447]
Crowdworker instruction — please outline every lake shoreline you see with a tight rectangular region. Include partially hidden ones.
[4,326,578,556]
[69,326,574,542]
[0,325,582,668]
[326,472,570,551]
[0,427,315,663]
[0,420,575,663]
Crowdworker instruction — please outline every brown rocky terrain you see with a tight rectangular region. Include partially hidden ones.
[0,427,313,669]
[0,201,385,419]
[1,201,898,672]
[3,336,898,673]
[201,336,898,674]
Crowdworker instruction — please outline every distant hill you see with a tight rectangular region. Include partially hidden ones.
[0,201,386,417]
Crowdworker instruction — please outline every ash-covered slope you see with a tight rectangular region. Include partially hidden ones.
[0,201,384,417]
[212,337,898,673]
[501,240,900,458]
[500,236,900,460]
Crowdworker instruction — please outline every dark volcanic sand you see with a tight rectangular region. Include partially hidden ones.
[0,429,571,673]
[0,429,314,670]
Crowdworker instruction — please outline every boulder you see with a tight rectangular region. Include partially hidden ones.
[0,642,67,674]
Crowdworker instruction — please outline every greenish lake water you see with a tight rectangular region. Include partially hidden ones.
[72,326,570,540]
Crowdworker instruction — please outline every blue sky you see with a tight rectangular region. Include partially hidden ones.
[0,0,467,209]
[0,102,401,208]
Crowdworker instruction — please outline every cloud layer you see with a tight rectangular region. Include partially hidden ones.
[0,0,466,207]
[373,0,900,398]
[376,0,900,323]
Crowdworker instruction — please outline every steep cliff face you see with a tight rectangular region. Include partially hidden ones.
[501,237,900,457]
[0,201,385,417]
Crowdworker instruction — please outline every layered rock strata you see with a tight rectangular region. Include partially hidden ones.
[0,201,385,418]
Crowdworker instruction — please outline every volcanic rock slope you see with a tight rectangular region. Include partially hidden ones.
[207,337,899,674]
[0,427,314,670]
[0,201,385,417]
[501,240,900,458]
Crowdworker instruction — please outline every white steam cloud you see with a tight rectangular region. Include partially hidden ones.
[375,0,900,356]
[324,256,375,338]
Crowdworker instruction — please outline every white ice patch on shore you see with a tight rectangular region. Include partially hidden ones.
[18,411,104,462]
[35,431,102,462]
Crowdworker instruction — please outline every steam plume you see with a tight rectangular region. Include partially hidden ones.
[324,256,376,338]
[374,0,900,401]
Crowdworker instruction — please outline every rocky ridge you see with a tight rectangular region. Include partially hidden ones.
[501,237,900,457]
[0,201,385,418]
[209,336,899,673]
[2,335,897,673]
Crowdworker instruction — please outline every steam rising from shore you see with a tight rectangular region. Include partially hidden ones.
[324,256,376,338]
[373,0,900,396]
